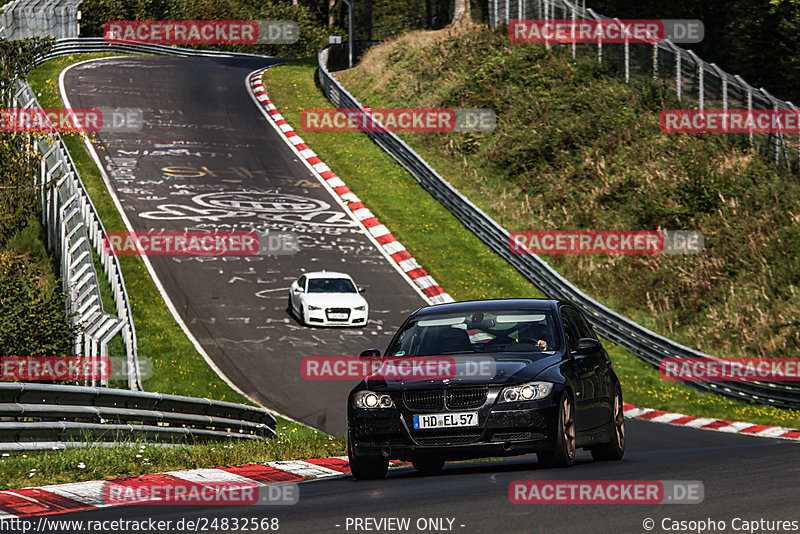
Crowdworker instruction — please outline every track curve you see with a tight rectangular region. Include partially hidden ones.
[61,56,428,435]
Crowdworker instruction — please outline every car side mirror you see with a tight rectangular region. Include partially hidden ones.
[293,287,303,293]
[571,338,601,356]
[359,349,381,360]
[358,286,366,293]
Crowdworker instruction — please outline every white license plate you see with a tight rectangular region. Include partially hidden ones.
[328,313,348,320]
[413,412,478,429]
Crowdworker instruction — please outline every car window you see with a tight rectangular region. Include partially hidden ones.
[560,307,581,350]
[385,310,560,356]
[307,278,358,293]
[298,275,307,291]
[566,308,595,340]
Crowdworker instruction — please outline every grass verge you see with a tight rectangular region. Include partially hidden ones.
[0,429,346,490]
[263,57,800,430]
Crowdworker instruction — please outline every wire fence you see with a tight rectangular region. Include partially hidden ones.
[488,0,800,173]
[0,0,81,40]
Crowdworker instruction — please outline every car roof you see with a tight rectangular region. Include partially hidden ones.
[411,298,562,317]
[303,271,353,280]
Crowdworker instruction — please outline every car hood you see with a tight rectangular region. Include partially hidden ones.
[364,353,563,389]
[301,293,367,308]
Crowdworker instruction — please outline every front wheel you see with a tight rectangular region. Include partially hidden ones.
[590,387,625,461]
[537,393,576,468]
[349,453,389,480]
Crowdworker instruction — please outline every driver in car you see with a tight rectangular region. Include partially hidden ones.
[516,322,552,351]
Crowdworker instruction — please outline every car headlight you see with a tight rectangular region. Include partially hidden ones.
[353,390,395,409]
[498,381,553,403]
[307,305,322,311]
[354,306,366,311]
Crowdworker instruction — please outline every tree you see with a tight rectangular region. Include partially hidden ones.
[451,0,471,27]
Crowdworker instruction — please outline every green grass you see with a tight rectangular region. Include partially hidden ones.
[267,58,541,301]
[0,429,346,490]
[263,56,800,430]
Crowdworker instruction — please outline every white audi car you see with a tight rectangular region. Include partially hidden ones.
[289,271,369,327]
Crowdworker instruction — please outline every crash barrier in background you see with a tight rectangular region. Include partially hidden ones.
[8,40,273,395]
[0,383,276,451]
[32,37,272,66]
[318,44,800,410]
[11,79,141,390]
[0,0,81,40]
[488,0,800,173]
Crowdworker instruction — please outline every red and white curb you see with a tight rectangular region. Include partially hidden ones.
[624,403,800,440]
[246,67,453,305]
[0,457,366,518]
[0,408,797,517]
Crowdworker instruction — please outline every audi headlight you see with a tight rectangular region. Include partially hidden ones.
[498,381,553,403]
[353,390,395,409]
[354,306,366,311]
[308,305,322,311]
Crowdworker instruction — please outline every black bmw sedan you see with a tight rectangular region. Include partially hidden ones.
[347,299,625,479]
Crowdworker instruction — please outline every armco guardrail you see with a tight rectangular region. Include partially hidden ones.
[0,383,276,450]
[34,37,273,66]
[317,45,800,409]
[12,79,139,390]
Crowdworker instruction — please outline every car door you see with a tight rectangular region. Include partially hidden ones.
[572,309,615,424]
[291,275,307,312]
[558,307,592,433]
[564,307,608,430]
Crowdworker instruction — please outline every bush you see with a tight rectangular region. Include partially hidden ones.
[0,252,78,357]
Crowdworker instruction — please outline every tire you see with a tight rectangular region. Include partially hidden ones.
[590,387,625,461]
[412,455,445,475]
[537,393,576,468]
[349,452,389,480]
[300,306,308,326]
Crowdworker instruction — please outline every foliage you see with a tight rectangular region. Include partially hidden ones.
[588,0,800,103]
[0,37,74,358]
[339,27,800,359]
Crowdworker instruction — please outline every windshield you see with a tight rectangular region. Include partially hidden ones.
[385,310,560,356]
[307,278,358,293]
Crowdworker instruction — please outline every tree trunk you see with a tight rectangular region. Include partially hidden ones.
[452,0,471,27]
[328,0,338,27]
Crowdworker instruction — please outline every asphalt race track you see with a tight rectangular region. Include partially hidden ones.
[62,56,428,435]
[53,420,797,532]
[59,56,799,534]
